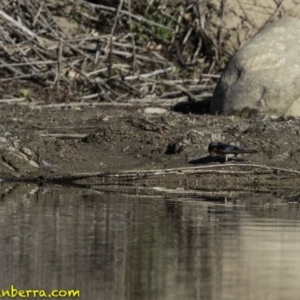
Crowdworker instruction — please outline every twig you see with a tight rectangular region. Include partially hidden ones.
[127,0,137,72]
[73,0,173,32]
[218,0,226,47]
[262,0,285,26]
[124,67,172,80]
[0,98,26,103]
[19,163,300,183]
[0,9,36,37]
[0,60,57,67]
[33,1,44,26]
[27,100,177,109]
[109,0,124,77]
[54,38,63,88]
[237,0,257,28]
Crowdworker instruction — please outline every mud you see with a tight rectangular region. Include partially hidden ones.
[1,104,300,190]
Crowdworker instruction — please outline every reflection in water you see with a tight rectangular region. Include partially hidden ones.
[1,184,300,299]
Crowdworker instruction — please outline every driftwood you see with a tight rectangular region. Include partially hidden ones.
[5,163,298,184]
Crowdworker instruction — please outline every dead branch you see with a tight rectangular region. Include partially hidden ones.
[0,0,224,103]
[17,163,300,184]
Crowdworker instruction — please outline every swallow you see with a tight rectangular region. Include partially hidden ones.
[208,142,258,162]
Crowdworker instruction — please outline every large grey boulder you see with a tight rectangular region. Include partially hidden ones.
[210,17,300,116]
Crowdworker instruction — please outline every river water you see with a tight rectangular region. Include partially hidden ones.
[1,183,300,300]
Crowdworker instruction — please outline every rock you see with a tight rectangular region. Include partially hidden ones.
[210,133,223,141]
[143,107,168,114]
[0,137,39,174]
[210,17,300,116]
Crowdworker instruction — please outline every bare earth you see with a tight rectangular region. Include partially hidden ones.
[1,104,300,192]
[1,1,300,192]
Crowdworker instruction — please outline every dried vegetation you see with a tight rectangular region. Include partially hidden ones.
[0,0,229,107]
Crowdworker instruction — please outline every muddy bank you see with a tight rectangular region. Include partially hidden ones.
[0,105,300,189]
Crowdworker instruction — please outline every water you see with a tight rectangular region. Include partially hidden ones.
[1,183,300,299]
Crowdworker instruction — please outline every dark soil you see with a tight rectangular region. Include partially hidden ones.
[1,104,300,191]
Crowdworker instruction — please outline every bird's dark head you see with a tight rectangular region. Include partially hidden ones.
[208,142,219,156]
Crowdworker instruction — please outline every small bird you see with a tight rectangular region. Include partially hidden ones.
[208,142,258,162]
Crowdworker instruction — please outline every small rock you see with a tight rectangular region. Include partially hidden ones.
[143,107,167,114]
[211,133,223,141]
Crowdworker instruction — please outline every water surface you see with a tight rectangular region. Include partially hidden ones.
[1,183,300,300]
